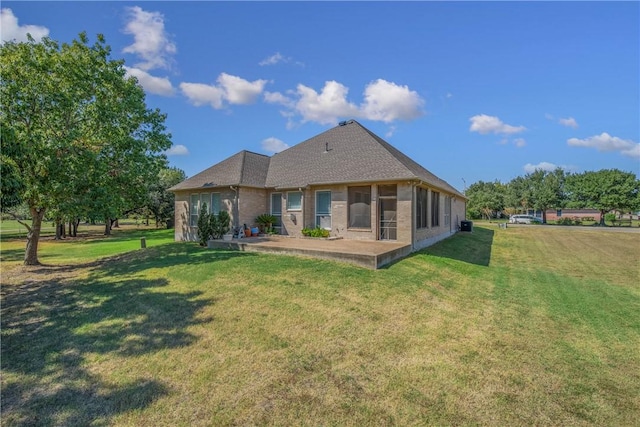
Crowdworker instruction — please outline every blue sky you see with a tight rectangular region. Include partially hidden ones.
[2,2,638,191]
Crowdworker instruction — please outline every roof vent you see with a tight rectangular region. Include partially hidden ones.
[339,120,347,126]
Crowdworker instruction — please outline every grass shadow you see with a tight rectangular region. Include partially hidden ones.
[420,226,495,267]
[73,227,173,244]
[0,247,25,263]
[1,256,214,425]
[95,242,258,276]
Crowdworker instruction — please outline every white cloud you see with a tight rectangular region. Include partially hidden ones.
[294,81,360,125]
[217,73,267,105]
[264,91,295,108]
[523,162,560,173]
[360,79,424,123]
[567,132,640,159]
[124,66,174,96]
[259,52,304,67]
[1,8,49,43]
[513,138,527,148]
[179,82,225,108]
[385,126,397,138]
[122,6,176,71]
[558,117,578,128]
[469,114,526,135]
[267,79,424,126]
[260,52,286,66]
[180,73,267,109]
[165,144,189,156]
[622,144,640,159]
[261,137,289,154]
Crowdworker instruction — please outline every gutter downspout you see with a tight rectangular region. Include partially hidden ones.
[230,186,239,230]
[411,181,417,251]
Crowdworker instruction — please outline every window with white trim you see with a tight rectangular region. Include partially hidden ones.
[348,186,371,229]
[190,193,212,227]
[211,193,221,215]
[287,191,302,211]
[190,194,200,227]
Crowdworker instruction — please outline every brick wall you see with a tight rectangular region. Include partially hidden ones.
[278,190,305,236]
[173,191,193,241]
[293,182,414,244]
[544,209,601,221]
[238,187,268,230]
[413,185,467,250]
[173,183,467,248]
[173,187,238,242]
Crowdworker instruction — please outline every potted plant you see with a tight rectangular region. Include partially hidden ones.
[255,213,277,234]
[210,211,231,240]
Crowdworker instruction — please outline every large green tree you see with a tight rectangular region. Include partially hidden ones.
[565,169,639,225]
[466,180,505,220]
[521,168,566,224]
[0,33,171,265]
[145,166,186,228]
[504,176,529,215]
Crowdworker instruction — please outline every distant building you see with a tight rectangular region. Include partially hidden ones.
[544,209,601,222]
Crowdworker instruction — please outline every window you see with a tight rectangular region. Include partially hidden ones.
[287,191,302,211]
[316,191,332,230]
[431,191,440,227]
[211,193,221,215]
[444,196,451,226]
[271,193,282,231]
[348,186,371,228]
[416,187,428,229]
[557,209,562,217]
[190,193,210,227]
[190,194,200,227]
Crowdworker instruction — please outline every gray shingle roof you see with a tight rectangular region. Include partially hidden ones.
[170,121,465,198]
[169,150,270,191]
[266,120,465,197]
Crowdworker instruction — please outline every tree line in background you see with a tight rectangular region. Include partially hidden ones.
[0,33,184,265]
[465,168,640,225]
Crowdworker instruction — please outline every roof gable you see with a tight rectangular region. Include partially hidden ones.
[266,121,412,188]
[266,120,464,197]
[169,150,269,191]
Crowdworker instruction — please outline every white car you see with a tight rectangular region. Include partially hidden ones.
[509,214,542,224]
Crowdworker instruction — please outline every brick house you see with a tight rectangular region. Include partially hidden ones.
[543,209,601,222]
[170,120,467,251]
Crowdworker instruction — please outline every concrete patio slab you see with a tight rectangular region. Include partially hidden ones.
[207,236,412,269]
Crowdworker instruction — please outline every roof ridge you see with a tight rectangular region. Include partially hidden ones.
[238,150,248,185]
[243,150,271,158]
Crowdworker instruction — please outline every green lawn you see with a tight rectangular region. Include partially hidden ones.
[0,222,173,264]
[0,219,56,239]
[1,226,639,426]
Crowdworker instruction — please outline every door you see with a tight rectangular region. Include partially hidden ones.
[378,185,397,240]
[315,191,332,230]
[271,193,282,233]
